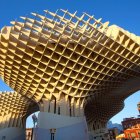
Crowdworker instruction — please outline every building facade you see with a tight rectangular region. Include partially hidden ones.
[122,117,140,139]
[108,127,119,140]
[26,128,33,140]
[107,121,123,133]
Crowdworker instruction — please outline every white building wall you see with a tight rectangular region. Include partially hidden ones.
[37,112,87,128]
[33,112,89,140]
[0,127,25,140]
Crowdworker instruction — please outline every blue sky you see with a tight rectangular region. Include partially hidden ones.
[0,0,140,127]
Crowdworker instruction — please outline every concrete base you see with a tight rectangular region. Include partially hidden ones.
[0,127,25,140]
[33,112,89,140]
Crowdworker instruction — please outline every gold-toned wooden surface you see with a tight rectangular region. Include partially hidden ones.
[0,9,140,130]
[0,92,38,129]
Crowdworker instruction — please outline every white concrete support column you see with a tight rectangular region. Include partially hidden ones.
[0,127,25,140]
[33,112,89,140]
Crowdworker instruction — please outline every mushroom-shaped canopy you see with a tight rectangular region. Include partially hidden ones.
[0,9,140,128]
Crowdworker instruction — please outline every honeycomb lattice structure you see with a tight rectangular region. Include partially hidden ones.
[0,9,140,130]
[85,96,124,130]
[0,91,38,129]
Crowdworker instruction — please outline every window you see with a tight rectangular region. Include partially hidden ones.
[128,133,131,138]
[131,133,136,138]
[58,106,60,115]
[138,131,140,138]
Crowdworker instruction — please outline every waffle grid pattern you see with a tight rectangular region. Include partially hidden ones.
[0,9,140,130]
[0,91,38,128]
